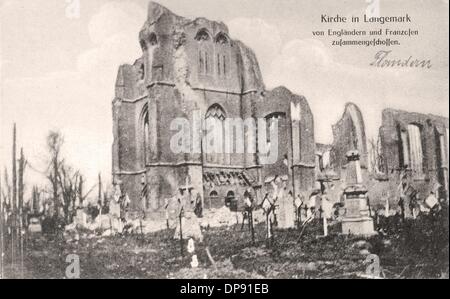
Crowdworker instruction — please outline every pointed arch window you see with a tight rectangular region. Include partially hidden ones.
[196,29,212,75]
[142,106,150,165]
[140,32,158,51]
[208,190,219,210]
[225,191,236,210]
[215,33,229,78]
[204,105,226,164]
[148,33,158,46]
[407,124,424,174]
[138,64,145,81]
[195,29,211,41]
[265,112,286,145]
[215,32,229,45]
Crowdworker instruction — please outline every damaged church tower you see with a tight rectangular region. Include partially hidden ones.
[112,2,316,219]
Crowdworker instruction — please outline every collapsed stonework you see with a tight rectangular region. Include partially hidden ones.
[112,2,315,220]
[313,103,369,208]
[379,109,449,200]
[315,103,449,214]
[332,103,368,173]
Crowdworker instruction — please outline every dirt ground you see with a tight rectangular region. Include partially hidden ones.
[3,212,449,279]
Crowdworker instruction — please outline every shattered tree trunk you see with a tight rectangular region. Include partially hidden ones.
[98,173,102,206]
[52,152,59,217]
[0,172,4,278]
[18,148,26,278]
[11,124,17,270]
[78,176,83,208]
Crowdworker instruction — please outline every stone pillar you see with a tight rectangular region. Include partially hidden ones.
[341,150,376,236]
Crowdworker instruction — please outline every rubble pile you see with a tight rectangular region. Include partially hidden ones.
[64,210,167,242]
[200,206,266,229]
[201,207,239,228]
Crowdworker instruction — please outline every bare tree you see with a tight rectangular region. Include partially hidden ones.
[2,168,11,210]
[78,176,84,209]
[11,124,17,268]
[17,148,26,278]
[45,130,99,224]
[57,164,81,223]
[46,131,64,217]
[18,148,27,224]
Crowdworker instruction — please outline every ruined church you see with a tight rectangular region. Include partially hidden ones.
[112,2,315,218]
[112,2,449,219]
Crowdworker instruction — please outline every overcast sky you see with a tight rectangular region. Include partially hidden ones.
[1,0,448,190]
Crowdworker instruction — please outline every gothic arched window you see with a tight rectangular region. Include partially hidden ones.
[265,112,286,145]
[148,33,158,46]
[140,32,158,51]
[407,124,424,174]
[196,29,212,75]
[195,29,211,41]
[225,191,235,210]
[215,32,230,78]
[204,104,226,164]
[138,64,145,81]
[142,106,150,165]
[215,32,229,45]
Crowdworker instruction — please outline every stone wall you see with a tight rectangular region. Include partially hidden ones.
[331,103,368,173]
[379,108,449,200]
[111,2,449,221]
[112,2,316,218]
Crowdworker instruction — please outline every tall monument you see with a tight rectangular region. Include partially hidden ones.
[341,150,375,236]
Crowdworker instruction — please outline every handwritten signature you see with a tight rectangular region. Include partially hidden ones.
[370,50,432,69]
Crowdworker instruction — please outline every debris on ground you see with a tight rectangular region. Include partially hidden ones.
[11,210,448,279]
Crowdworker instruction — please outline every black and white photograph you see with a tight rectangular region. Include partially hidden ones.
[0,0,448,283]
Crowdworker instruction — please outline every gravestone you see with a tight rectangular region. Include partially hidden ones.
[277,194,296,229]
[277,180,296,229]
[341,151,375,236]
[74,209,87,228]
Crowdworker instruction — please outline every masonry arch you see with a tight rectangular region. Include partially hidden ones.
[214,32,230,44]
[140,104,150,166]
[195,28,212,41]
[207,190,219,209]
[225,191,236,210]
[140,32,158,51]
[204,104,227,164]
[265,112,286,145]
